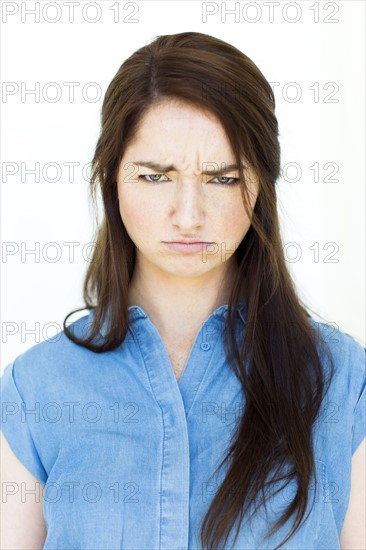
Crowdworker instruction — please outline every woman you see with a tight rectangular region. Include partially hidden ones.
[1,32,365,550]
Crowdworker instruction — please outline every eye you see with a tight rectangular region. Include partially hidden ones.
[210,176,240,186]
[138,174,169,183]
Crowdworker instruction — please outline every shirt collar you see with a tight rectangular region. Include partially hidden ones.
[212,301,247,324]
[98,301,246,338]
[126,301,246,324]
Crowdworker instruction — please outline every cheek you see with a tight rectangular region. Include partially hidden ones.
[217,198,252,240]
[118,188,159,239]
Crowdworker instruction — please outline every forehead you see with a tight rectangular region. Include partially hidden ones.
[138,100,218,127]
[123,100,236,168]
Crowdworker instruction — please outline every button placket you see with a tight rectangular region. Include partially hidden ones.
[178,317,225,420]
[200,342,210,351]
[128,315,190,550]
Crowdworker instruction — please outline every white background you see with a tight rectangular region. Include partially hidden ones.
[1,0,365,369]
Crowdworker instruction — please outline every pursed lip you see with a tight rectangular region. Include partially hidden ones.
[163,241,215,254]
[164,240,213,244]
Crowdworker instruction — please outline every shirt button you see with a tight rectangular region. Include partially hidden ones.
[201,342,210,351]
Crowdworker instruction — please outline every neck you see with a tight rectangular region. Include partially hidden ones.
[127,256,238,337]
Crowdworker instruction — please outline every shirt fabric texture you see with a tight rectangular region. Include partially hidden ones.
[1,303,365,550]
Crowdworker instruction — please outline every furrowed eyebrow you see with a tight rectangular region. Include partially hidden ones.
[133,161,241,176]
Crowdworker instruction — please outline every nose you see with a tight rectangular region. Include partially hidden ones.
[170,179,204,231]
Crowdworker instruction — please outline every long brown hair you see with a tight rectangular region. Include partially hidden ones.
[63,32,335,549]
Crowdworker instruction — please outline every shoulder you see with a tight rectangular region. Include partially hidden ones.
[308,317,365,383]
[308,317,365,451]
[1,310,97,401]
[312,316,365,395]
[308,316,365,355]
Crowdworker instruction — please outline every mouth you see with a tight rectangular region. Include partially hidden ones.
[163,241,215,254]
[165,240,212,244]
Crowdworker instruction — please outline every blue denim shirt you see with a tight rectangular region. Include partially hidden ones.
[1,304,365,549]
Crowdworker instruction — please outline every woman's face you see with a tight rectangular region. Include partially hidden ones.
[117,100,258,280]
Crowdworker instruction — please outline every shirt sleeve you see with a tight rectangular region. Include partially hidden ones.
[0,360,48,485]
[351,343,366,456]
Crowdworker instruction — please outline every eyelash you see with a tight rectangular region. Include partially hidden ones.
[138,174,240,186]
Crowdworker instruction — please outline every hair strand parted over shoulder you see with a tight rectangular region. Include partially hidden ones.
[63,32,335,549]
